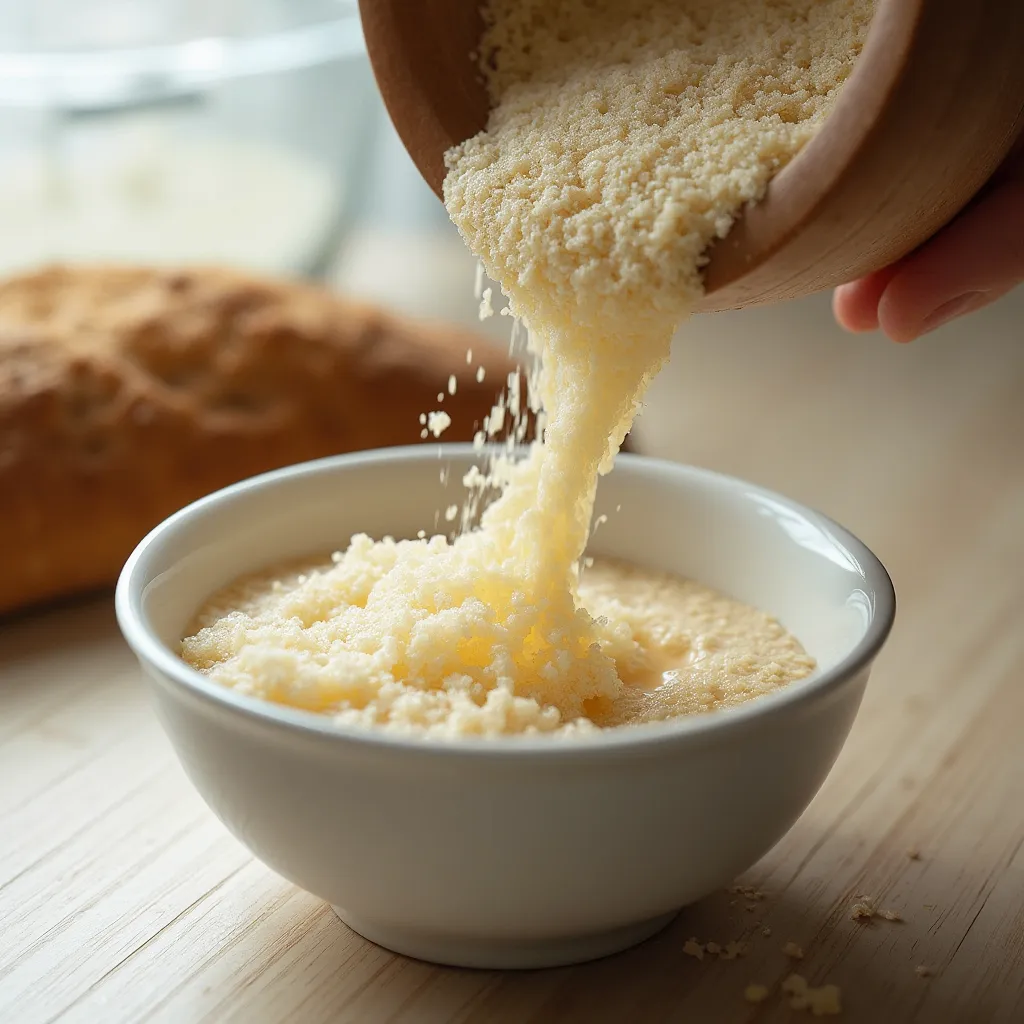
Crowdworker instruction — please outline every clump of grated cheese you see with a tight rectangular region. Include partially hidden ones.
[181,0,870,737]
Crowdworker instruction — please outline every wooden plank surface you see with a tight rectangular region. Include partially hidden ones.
[2,240,1022,1023]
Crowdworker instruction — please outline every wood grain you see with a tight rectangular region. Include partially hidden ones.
[2,279,1023,1023]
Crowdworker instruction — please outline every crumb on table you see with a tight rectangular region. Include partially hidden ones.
[744,984,769,1004]
[850,897,903,923]
[782,974,843,1016]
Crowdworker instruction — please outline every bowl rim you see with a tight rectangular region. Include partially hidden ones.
[115,444,895,758]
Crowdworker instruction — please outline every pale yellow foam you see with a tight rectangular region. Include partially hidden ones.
[183,556,814,737]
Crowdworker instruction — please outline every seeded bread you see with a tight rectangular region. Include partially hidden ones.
[0,264,529,616]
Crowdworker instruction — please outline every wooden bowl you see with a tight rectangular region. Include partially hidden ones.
[359,0,1024,313]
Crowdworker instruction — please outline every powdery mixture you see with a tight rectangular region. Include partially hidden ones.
[181,0,871,737]
[183,555,814,735]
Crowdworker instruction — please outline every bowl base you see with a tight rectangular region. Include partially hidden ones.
[331,906,679,969]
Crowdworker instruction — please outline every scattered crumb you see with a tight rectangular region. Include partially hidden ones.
[416,530,427,539]
[851,897,903,923]
[683,937,745,962]
[420,428,429,439]
[744,984,769,1004]
[850,898,876,921]
[730,885,766,901]
[436,392,445,403]
[476,365,486,383]
[762,926,773,938]
[418,413,427,425]
[784,942,805,960]
[915,965,933,979]
[783,974,843,1016]
[906,848,922,861]
[444,504,459,522]
[719,941,747,961]
[448,374,458,395]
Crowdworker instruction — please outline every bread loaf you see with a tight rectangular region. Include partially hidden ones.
[0,265,533,616]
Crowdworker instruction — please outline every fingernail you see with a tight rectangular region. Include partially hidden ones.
[918,291,988,337]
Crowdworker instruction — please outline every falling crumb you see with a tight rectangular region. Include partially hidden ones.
[719,941,747,961]
[782,974,842,1016]
[437,392,445,403]
[330,551,343,564]
[444,504,459,522]
[683,938,705,961]
[744,984,769,1004]
[427,410,452,438]
[466,348,473,364]
[418,413,427,425]
[420,428,429,439]
[762,926,773,938]
[416,530,427,540]
[476,365,486,383]
[915,965,932,979]
[448,374,458,395]
[479,287,494,320]
[784,942,805,960]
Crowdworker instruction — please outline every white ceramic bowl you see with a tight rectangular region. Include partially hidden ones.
[115,445,895,969]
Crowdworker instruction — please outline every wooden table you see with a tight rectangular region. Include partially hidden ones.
[3,252,1023,1023]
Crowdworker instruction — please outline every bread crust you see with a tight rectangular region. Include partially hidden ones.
[0,265,524,615]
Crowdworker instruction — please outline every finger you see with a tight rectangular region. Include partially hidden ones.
[833,265,900,333]
[876,179,1024,342]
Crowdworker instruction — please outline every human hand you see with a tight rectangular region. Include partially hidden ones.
[833,144,1024,343]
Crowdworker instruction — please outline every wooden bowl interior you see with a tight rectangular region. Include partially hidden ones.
[359,0,1024,311]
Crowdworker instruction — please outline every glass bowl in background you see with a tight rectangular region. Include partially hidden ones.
[0,0,375,278]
